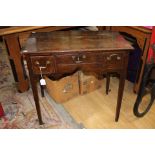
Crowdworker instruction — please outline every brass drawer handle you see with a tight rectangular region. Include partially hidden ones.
[107,54,121,61]
[35,61,40,65]
[82,55,86,59]
[34,60,51,67]
[46,60,51,65]
[117,56,121,60]
[72,55,86,63]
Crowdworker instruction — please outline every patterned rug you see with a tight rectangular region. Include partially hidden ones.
[0,42,81,129]
[0,42,14,89]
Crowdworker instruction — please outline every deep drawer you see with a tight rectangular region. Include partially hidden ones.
[105,53,125,69]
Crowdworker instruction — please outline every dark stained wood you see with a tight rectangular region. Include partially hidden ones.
[25,31,133,53]
[115,72,126,121]
[115,54,129,121]
[106,73,110,95]
[25,55,43,125]
[23,31,133,124]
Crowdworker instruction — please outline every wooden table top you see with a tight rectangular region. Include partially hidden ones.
[24,31,134,54]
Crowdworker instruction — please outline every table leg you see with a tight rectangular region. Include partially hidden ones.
[26,56,43,125]
[4,34,29,92]
[106,73,110,94]
[115,72,126,122]
[30,75,43,125]
[40,84,45,97]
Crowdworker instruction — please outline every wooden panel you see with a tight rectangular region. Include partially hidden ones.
[30,55,56,74]
[45,72,79,103]
[106,52,126,70]
[0,26,77,36]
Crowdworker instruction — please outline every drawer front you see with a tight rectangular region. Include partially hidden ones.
[105,53,125,69]
[30,52,126,74]
[57,63,105,73]
[56,53,105,64]
[31,56,55,74]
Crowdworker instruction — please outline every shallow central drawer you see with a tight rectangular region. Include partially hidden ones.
[55,53,105,64]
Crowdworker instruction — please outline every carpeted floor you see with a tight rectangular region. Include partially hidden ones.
[0,41,82,129]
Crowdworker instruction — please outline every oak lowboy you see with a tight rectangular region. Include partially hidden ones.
[22,31,133,125]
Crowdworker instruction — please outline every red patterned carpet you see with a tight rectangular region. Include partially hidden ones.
[0,42,81,129]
